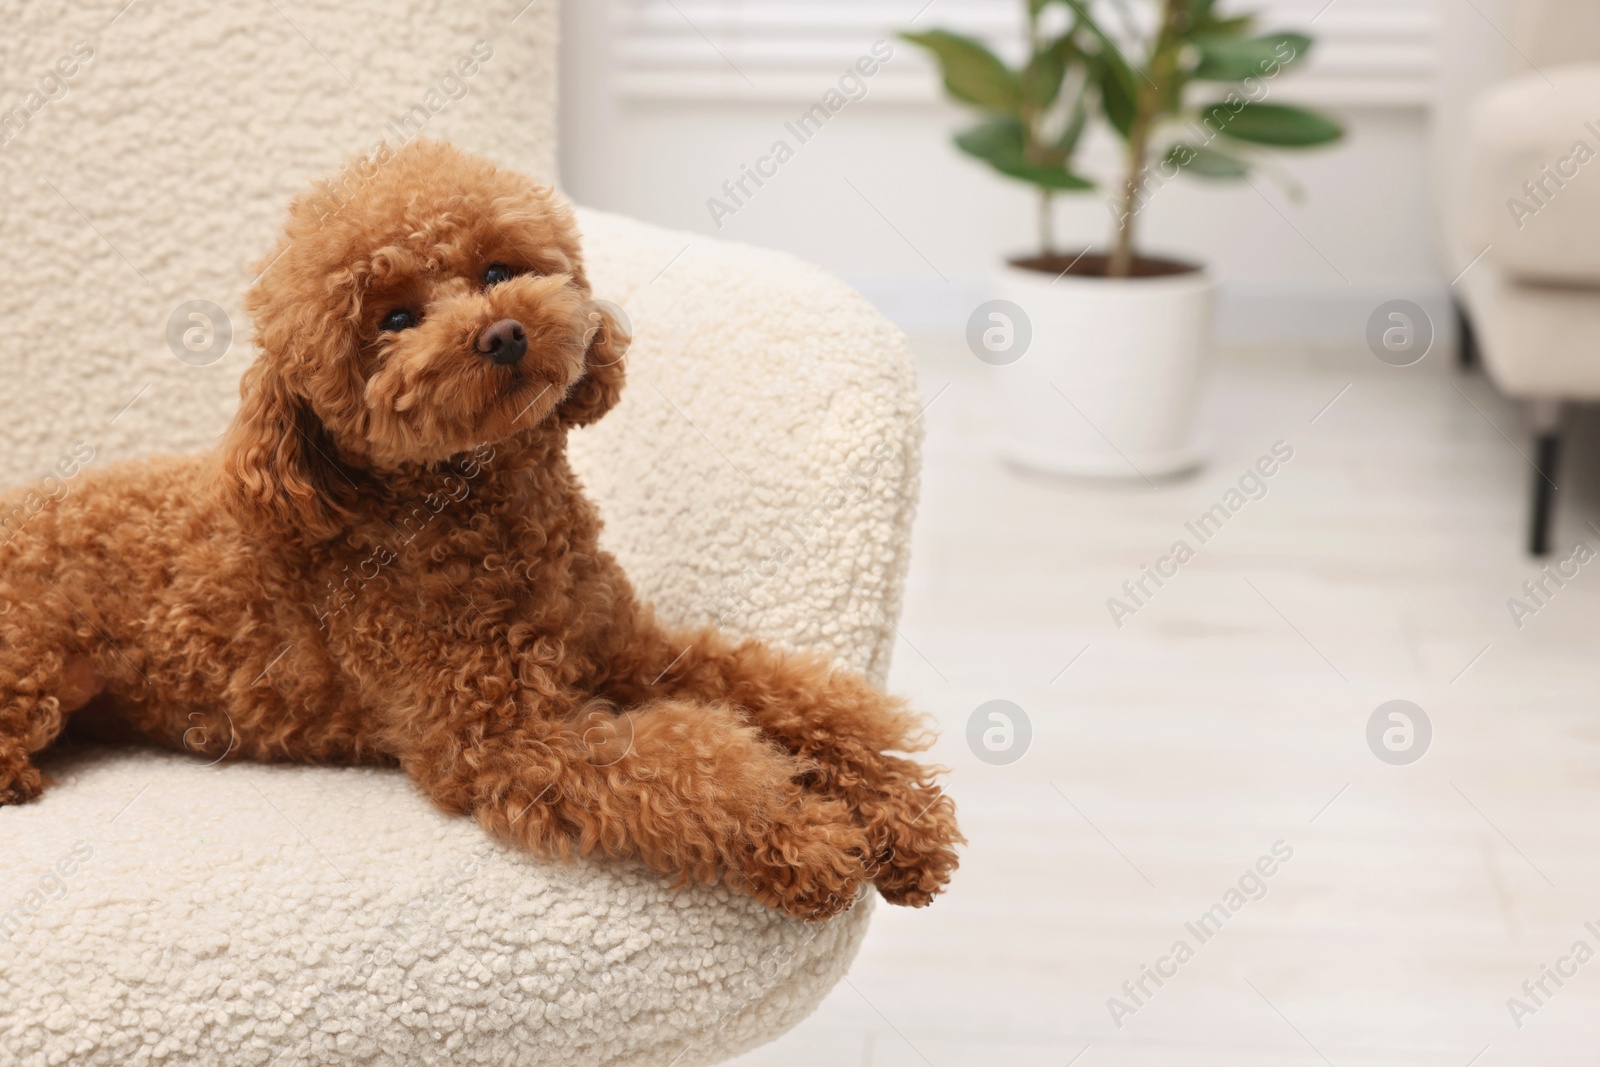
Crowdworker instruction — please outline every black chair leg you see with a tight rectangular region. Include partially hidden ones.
[1456,300,1478,372]
[1530,432,1561,556]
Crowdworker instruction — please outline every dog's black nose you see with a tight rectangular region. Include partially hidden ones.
[477,318,527,366]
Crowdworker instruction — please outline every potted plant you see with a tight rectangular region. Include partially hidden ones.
[904,0,1343,479]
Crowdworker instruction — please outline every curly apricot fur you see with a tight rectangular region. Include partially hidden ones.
[0,140,961,920]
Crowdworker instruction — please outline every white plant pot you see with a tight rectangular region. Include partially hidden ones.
[990,257,1214,481]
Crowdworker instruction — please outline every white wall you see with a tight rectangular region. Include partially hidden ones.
[558,0,1446,343]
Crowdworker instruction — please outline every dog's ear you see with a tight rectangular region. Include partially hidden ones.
[557,302,629,429]
[218,358,354,541]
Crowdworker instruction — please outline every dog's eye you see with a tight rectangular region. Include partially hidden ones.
[381,309,418,332]
[483,263,514,286]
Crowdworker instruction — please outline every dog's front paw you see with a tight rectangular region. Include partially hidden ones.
[732,795,870,922]
[865,771,963,908]
[0,761,45,806]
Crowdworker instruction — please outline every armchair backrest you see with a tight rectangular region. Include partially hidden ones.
[0,0,559,487]
[1514,1,1600,67]
[1429,0,1600,273]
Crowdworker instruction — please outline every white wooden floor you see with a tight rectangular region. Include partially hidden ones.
[730,333,1600,1066]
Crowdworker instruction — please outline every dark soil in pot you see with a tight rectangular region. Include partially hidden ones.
[1009,252,1203,278]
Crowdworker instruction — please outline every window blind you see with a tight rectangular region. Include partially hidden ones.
[610,0,1436,105]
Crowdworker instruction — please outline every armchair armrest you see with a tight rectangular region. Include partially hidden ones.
[570,209,923,686]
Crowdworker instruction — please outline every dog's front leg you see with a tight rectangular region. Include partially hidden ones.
[601,623,962,909]
[394,694,870,921]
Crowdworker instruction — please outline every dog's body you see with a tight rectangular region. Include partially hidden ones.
[0,141,959,920]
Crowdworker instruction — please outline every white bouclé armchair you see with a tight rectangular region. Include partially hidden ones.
[1436,0,1600,554]
[0,2,922,1063]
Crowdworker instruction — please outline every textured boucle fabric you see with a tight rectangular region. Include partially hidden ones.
[0,0,558,483]
[567,209,921,684]
[0,3,923,1064]
[0,748,876,1066]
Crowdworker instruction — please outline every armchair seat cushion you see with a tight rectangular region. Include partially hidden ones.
[0,748,874,1067]
[1458,263,1600,398]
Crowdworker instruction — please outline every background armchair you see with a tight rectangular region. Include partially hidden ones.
[0,2,921,1063]
[1435,0,1600,554]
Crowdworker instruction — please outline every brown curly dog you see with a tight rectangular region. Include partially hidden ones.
[0,139,960,921]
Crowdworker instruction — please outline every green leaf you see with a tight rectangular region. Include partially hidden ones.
[1199,101,1343,146]
[955,116,1026,157]
[1089,53,1138,138]
[1190,0,1255,37]
[1191,33,1311,81]
[997,161,1098,191]
[1057,92,1091,156]
[900,30,1023,114]
[955,118,1096,190]
[1195,15,1257,37]
[1059,0,1140,102]
[1164,142,1251,179]
[1025,33,1075,108]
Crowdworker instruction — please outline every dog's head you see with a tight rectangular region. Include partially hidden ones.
[220,139,627,537]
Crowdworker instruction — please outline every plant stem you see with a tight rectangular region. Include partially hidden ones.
[1022,1,1049,259]
[1107,0,1190,278]
[1109,111,1150,277]
[1040,188,1056,257]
